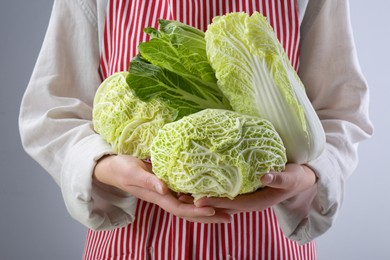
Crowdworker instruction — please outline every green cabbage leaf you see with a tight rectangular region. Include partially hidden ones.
[151,109,287,199]
[92,71,177,159]
[205,12,325,163]
[127,19,231,120]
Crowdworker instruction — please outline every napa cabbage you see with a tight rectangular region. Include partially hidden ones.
[151,109,287,199]
[205,12,325,163]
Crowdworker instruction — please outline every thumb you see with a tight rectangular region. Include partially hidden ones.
[261,172,291,189]
[261,173,275,186]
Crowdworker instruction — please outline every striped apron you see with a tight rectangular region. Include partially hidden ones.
[84,1,316,259]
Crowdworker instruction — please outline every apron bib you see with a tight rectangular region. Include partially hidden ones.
[84,1,316,259]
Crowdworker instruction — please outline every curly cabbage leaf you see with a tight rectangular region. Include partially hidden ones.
[151,109,287,199]
[205,12,325,163]
[92,71,177,159]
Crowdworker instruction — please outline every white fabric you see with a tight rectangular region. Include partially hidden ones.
[276,0,373,243]
[19,0,373,244]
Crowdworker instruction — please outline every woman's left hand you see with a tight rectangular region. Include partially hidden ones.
[191,163,317,215]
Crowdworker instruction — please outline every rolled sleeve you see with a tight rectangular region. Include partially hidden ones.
[61,134,137,230]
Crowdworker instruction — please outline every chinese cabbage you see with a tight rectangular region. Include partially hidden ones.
[205,12,325,163]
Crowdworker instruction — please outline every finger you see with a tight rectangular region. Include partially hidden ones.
[194,194,257,211]
[183,210,232,224]
[177,194,194,204]
[122,165,169,195]
[194,189,285,212]
[262,164,316,191]
[165,197,217,218]
[177,195,237,220]
[261,172,296,189]
[127,186,217,218]
[109,156,168,195]
[218,209,240,215]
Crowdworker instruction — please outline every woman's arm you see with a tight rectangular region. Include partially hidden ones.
[276,0,373,243]
[19,0,138,230]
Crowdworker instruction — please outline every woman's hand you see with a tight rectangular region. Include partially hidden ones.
[93,155,231,223]
[193,164,317,215]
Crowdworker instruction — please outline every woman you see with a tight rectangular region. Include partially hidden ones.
[19,0,373,259]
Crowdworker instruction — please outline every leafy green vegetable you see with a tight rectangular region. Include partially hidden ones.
[127,19,231,120]
[151,109,287,199]
[205,12,325,163]
[93,15,325,200]
[141,19,217,83]
[93,71,177,159]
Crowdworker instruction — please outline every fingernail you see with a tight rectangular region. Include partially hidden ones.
[262,173,274,185]
[154,183,164,194]
[207,209,216,216]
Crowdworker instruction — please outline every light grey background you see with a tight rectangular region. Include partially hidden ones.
[1,1,389,259]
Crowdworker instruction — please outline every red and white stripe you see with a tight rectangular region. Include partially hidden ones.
[84,202,317,259]
[85,1,314,259]
[99,0,300,79]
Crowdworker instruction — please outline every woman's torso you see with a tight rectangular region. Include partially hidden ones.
[84,1,315,259]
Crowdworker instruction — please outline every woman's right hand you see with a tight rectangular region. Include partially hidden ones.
[93,155,231,223]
